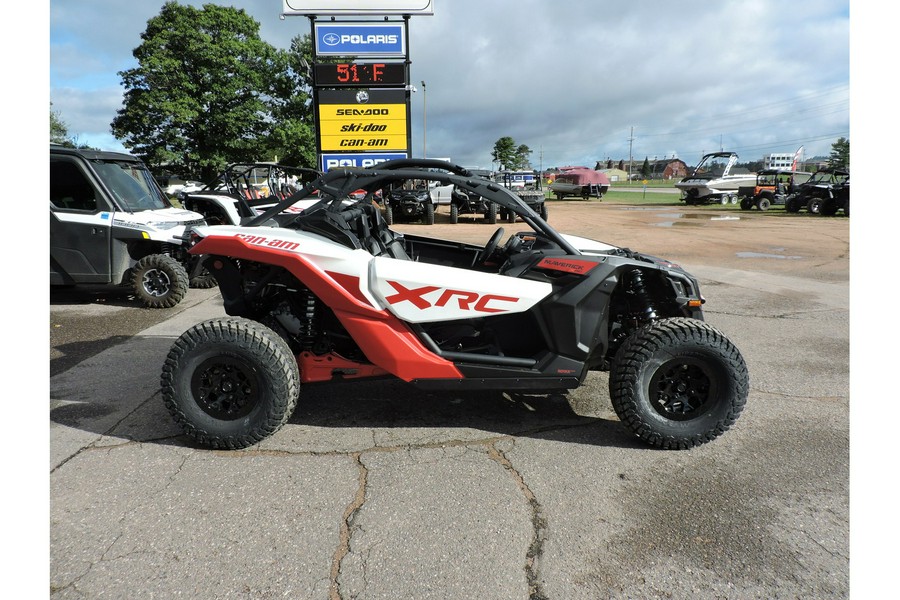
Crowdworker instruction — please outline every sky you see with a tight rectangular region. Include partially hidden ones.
[45,0,853,170]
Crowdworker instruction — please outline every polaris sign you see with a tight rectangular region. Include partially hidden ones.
[320,152,408,172]
[315,23,406,57]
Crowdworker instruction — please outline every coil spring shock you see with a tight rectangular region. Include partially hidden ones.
[295,289,318,350]
[627,269,658,322]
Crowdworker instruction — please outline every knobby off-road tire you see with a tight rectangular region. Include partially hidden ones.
[486,201,498,224]
[424,202,435,225]
[384,204,394,225]
[449,203,459,224]
[161,317,300,449]
[190,265,217,289]
[539,203,549,221]
[131,254,189,308]
[609,317,749,449]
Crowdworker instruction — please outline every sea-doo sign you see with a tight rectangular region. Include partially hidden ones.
[282,1,434,16]
[314,23,406,57]
[318,89,408,152]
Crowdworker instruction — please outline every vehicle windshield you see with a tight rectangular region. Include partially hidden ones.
[691,153,737,178]
[92,160,171,211]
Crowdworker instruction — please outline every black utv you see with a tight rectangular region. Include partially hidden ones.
[383,180,435,225]
[784,168,849,215]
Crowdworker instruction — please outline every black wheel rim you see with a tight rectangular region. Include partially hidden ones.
[649,357,718,421]
[142,268,171,297]
[191,356,261,420]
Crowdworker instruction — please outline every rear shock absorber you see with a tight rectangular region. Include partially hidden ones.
[627,269,658,322]
[294,289,319,350]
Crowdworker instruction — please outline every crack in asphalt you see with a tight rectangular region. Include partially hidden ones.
[488,443,549,600]
[330,452,368,600]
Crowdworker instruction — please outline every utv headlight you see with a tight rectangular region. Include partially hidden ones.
[148,221,180,230]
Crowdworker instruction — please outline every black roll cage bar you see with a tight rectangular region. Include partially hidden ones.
[245,159,580,255]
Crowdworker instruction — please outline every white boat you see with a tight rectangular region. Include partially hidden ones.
[675,152,756,205]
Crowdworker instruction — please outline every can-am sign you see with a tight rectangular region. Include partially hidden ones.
[314,23,405,56]
[282,1,433,16]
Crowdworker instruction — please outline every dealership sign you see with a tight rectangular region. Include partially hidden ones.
[317,89,408,152]
[314,22,406,56]
[283,1,433,16]
[320,152,408,172]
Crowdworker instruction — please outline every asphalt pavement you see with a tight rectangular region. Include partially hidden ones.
[48,205,850,599]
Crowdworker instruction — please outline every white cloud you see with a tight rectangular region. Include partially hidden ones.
[49,0,850,167]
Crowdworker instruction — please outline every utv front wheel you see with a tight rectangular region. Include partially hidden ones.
[131,254,189,308]
[609,318,748,449]
[161,317,300,449]
[449,203,459,224]
[423,202,435,225]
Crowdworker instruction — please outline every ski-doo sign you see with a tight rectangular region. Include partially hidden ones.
[282,1,434,16]
[314,23,406,57]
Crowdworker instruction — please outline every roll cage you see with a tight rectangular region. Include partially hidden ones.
[245,159,579,255]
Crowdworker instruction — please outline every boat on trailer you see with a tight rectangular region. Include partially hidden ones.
[675,152,756,205]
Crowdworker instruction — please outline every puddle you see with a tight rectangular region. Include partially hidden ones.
[736,252,803,260]
[652,221,704,228]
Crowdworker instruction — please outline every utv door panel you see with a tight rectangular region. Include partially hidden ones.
[49,158,114,284]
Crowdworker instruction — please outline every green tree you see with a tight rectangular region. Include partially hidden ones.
[264,35,317,170]
[827,137,850,170]
[640,157,651,178]
[491,136,532,170]
[111,2,286,181]
[50,102,70,145]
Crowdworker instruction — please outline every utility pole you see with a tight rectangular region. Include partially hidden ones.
[421,80,427,158]
[628,126,634,182]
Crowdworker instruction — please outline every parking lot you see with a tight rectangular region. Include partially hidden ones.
[50,200,850,599]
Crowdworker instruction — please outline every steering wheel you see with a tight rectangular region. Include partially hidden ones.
[477,227,504,266]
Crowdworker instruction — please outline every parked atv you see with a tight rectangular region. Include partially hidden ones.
[50,145,206,308]
[784,168,849,215]
[495,171,548,222]
[162,159,749,451]
[383,180,435,225]
[180,162,322,227]
[449,186,499,224]
[738,169,811,211]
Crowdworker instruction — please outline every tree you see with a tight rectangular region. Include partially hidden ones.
[491,136,532,170]
[640,157,651,178]
[264,35,317,170]
[111,2,287,181]
[50,103,70,145]
[827,137,849,170]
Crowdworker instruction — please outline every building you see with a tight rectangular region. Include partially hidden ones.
[764,153,796,170]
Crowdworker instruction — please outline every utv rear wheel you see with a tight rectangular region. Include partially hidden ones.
[161,317,300,449]
[131,254,189,308]
[609,318,748,449]
[190,265,217,289]
[807,198,823,214]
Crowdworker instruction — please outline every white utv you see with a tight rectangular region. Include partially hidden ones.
[50,145,207,308]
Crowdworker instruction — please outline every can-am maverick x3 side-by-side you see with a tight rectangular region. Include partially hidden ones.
[162,159,748,450]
